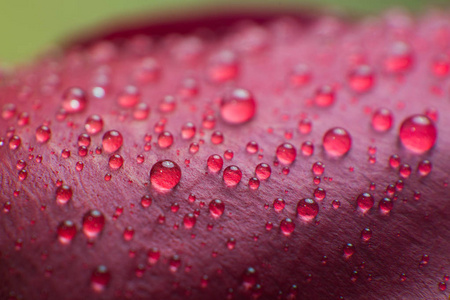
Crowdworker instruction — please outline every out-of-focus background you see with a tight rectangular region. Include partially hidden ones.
[1,0,448,64]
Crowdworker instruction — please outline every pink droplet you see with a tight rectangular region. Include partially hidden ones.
[9,135,21,150]
[181,122,196,140]
[118,85,140,108]
[224,149,234,160]
[133,102,150,120]
[323,127,352,157]
[109,154,124,169]
[312,161,325,175]
[183,213,196,229]
[301,141,314,156]
[399,115,437,153]
[78,133,91,147]
[62,87,87,113]
[159,95,177,113]
[141,195,152,208]
[372,108,393,132]
[82,210,105,238]
[255,163,271,180]
[298,119,312,134]
[314,187,326,200]
[35,125,51,143]
[417,160,432,176]
[273,198,286,212]
[297,198,319,220]
[147,248,160,265]
[276,143,297,165]
[91,265,110,292]
[289,64,311,86]
[343,243,356,258]
[207,50,239,82]
[61,149,71,159]
[211,131,224,144]
[123,226,135,241]
[223,165,242,187]
[85,115,104,135]
[2,103,16,120]
[248,177,260,190]
[246,141,259,154]
[102,130,123,153]
[379,198,393,214]
[384,42,413,73]
[356,192,374,213]
[202,114,216,129]
[399,164,412,178]
[280,218,295,236]
[389,154,401,169]
[56,185,72,204]
[207,154,223,173]
[57,220,77,244]
[432,54,450,77]
[150,160,181,191]
[348,65,374,92]
[158,131,174,148]
[220,88,256,124]
[189,142,199,154]
[209,199,225,217]
[361,228,372,242]
[315,85,335,107]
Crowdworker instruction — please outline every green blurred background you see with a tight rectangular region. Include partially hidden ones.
[1,0,448,64]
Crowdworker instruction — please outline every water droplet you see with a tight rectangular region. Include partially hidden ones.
[183,213,196,229]
[35,125,51,143]
[438,282,447,291]
[82,210,105,238]
[356,193,374,213]
[312,161,325,175]
[276,143,297,165]
[62,87,87,113]
[224,149,234,160]
[384,42,413,73]
[298,118,312,134]
[150,160,181,191]
[118,85,140,108]
[280,218,295,236]
[314,187,326,201]
[361,228,372,242]
[332,199,341,209]
[109,154,124,169]
[220,88,256,124]
[371,108,393,132]
[399,115,437,153]
[158,131,174,148]
[3,201,11,213]
[133,103,150,120]
[61,149,71,159]
[77,133,91,147]
[223,166,242,187]
[301,141,314,156]
[389,154,401,168]
[248,177,260,190]
[315,85,335,107]
[246,141,259,154]
[211,131,224,144]
[189,142,199,154]
[255,163,271,180]
[16,159,26,170]
[432,53,450,77]
[417,160,432,176]
[123,226,135,241]
[207,50,239,82]
[290,64,311,86]
[343,243,356,258]
[379,198,393,214]
[56,185,72,205]
[9,135,21,150]
[399,163,411,178]
[297,198,319,220]
[18,169,27,181]
[226,238,236,250]
[147,247,160,265]
[181,122,196,140]
[348,65,374,92]
[85,115,103,135]
[141,195,152,208]
[159,95,177,113]
[2,103,16,120]
[323,127,352,157]
[76,161,84,171]
[209,199,225,217]
[207,154,223,173]
[78,146,88,157]
[273,198,286,212]
[242,267,258,289]
[57,220,77,244]
[102,130,123,153]
[91,265,110,292]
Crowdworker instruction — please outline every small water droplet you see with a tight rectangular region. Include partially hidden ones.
[246,141,259,154]
[356,193,374,213]
[181,122,196,140]
[276,143,296,165]
[82,210,105,238]
[62,87,87,113]
[35,125,51,143]
[209,199,225,217]
[207,154,223,173]
[223,166,242,187]
[248,177,260,190]
[399,115,437,153]
[280,218,295,236]
[315,85,335,107]
[220,88,256,124]
[85,115,104,135]
[348,65,374,92]
[118,85,140,108]
[109,154,124,169]
[102,130,123,153]
[158,131,173,148]
[255,163,271,180]
[211,131,224,144]
[297,198,319,220]
[379,198,393,214]
[361,228,372,242]
[372,108,393,132]
[56,185,72,204]
[417,160,432,176]
[91,265,110,292]
[57,220,77,244]
[323,127,352,157]
[273,198,285,212]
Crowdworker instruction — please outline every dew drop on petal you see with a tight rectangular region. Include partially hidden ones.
[207,154,223,173]
[91,265,110,292]
[57,220,77,244]
[297,198,319,220]
[371,108,393,132]
[35,125,51,143]
[323,127,352,157]
[223,165,242,187]
[150,160,181,191]
[399,115,437,154]
[82,210,105,238]
[276,143,297,164]
[102,130,123,153]
[209,199,225,217]
[220,88,256,124]
[62,87,87,113]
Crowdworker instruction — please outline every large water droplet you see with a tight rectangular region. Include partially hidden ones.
[207,155,223,173]
[356,192,374,213]
[91,265,110,292]
[399,115,437,154]
[56,185,72,205]
[150,160,181,191]
[255,163,271,180]
[36,125,51,143]
[280,218,295,236]
[109,154,124,169]
[57,220,76,244]
[85,115,104,135]
[323,127,352,157]
[371,108,393,132]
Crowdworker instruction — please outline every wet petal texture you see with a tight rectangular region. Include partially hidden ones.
[0,10,449,300]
